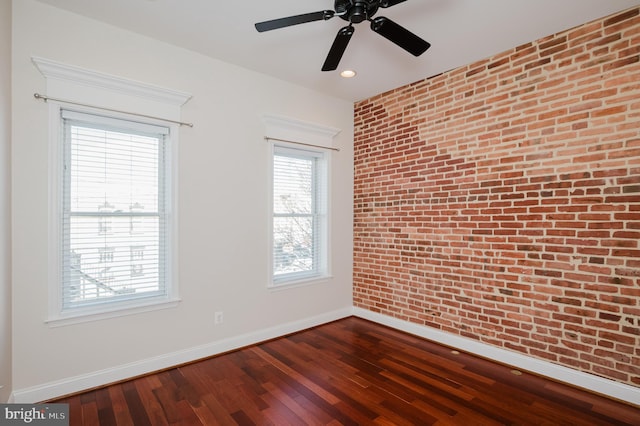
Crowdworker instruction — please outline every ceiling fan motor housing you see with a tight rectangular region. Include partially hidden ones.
[336,0,380,24]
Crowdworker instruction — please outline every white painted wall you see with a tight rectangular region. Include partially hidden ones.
[11,0,353,400]
[0,0,12,403]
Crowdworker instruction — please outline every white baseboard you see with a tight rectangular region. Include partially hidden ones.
[353,308,640,407]
[11,307,353,403]
[11,307,640,406]
[2,388,14,403]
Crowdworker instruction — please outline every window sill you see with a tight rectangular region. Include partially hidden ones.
[46,298,181,328]
[268,275,333,291]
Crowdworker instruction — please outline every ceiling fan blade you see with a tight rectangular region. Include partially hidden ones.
[255,10,334,32]
[380,0,407,8]
[322,26,355,71]
[370,16,430,56]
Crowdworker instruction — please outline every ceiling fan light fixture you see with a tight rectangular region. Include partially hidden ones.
[341,69,357,78]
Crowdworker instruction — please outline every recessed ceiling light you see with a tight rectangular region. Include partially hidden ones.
[340,70,357,78]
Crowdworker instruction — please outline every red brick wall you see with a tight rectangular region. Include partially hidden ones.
[353,7,640,386]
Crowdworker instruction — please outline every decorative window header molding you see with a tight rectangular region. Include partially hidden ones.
[32,56,192,122]
[262,114,341,150]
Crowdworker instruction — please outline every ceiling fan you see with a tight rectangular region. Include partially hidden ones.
[255,0,431,72]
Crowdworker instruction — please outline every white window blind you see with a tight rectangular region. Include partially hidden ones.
[61,110,170,310]
[272,145,328,285]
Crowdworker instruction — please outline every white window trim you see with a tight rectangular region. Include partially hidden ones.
[270,142,330,287]
[263,115,340,289]
[35,57,191,326]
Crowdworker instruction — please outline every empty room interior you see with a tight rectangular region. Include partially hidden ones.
[1,0,640,424]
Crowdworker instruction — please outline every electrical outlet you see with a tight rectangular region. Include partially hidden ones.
[214,311,224,325]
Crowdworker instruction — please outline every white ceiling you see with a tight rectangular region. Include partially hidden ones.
[35,0,640,102]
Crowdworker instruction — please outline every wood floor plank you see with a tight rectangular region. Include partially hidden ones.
[80,400,100,426]
[48,317,640,425]
[64,395,84,425]
[260,381,320,425]
[251,346,342,407]
[261,340,381,423]
[106,386,135,426]
[126,377,163,426]
[264,371,335,425]
[93,388,117,426]
[196,393,240,425]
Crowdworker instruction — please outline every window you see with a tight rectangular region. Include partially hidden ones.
[271,144,329,286]
[33,57,189,325]
[58,110,175,316]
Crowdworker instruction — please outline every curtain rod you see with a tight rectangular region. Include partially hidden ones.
[33,93,194,128]
[265,136,340,152]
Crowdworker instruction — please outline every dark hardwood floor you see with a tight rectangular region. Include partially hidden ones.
[49,317,640,425]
